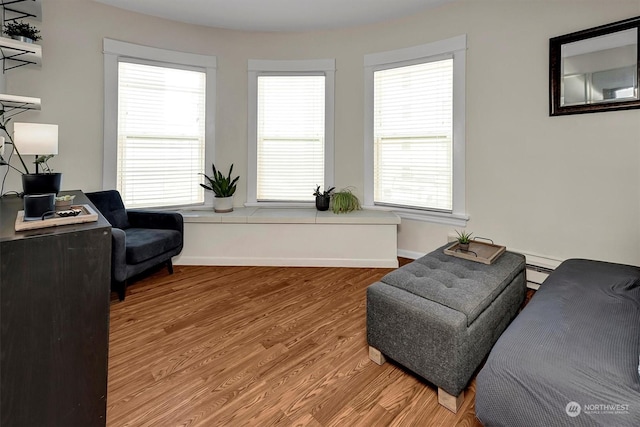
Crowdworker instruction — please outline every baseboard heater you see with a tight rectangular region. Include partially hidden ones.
[525,263,555,290]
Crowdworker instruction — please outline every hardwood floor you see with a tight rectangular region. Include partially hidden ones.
[107,263,484,426]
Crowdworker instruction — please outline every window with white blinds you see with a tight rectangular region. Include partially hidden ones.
[364,36,467,225]
[247,59,335,206]
[256,75,325,201]
[117,61,206,208]
[373,59,453,211]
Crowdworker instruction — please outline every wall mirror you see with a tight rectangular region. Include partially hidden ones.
[550,16,640,116]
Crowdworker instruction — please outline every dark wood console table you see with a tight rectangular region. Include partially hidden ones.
[0,190,111,426]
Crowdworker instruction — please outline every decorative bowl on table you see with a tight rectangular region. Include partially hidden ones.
[57,208,82,218]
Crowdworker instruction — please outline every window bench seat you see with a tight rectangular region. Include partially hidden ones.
[173,207,400,268]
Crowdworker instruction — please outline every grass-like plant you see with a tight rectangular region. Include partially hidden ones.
[455,230,473,244]
[332,188,361,214]
[200,163,239,198]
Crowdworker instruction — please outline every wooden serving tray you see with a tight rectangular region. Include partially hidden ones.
[444,239,506,265]
[15,204,99,231]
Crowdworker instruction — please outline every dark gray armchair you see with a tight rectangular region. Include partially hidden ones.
[86,190,183,301]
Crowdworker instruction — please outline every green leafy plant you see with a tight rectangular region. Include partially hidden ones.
[3,21,41,41]
[200,163,239,198]
[35,154,55,173]
[455,230,473,244]
[313,185,335,198]
[332,188,361,214]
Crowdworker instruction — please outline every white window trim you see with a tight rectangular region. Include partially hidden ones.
[103,38,217,207]
[364,35,469,227]
[246,58,335,207]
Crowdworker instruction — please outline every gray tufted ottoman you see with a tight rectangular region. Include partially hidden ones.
[366,242,526,413]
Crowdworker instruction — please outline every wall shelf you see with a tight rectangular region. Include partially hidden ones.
[0,0,41,22]
[0,36,40,71]
[0,0,41,120]
[0,93,40,116]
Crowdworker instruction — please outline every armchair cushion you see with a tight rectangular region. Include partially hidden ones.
[127,210,183,233]
[124,228,182,264]
[110,209,131,230]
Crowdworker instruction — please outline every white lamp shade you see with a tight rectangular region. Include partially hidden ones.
[14,123,59,155]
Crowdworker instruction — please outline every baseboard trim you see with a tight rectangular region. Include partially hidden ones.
[174,256,398,268]
[511,248,562,270]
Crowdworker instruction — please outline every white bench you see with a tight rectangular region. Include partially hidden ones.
[174,207,400,268]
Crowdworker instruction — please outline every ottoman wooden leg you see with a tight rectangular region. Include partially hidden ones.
[368,346,386,365]
[438,388,464,413]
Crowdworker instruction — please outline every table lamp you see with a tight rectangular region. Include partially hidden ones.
[13,122,58,173]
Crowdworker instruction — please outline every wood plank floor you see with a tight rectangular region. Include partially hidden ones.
[107,263,485,427]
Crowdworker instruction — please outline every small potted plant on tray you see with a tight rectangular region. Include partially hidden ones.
[55,194,75,211]
[455,230,473,251]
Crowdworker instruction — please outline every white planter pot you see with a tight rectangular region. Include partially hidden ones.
[214,196,234,213]
[11,35,34,44]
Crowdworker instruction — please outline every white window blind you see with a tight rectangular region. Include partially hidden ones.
[257,75,325,202]
[374,58,453,212]
[117,61,206,208]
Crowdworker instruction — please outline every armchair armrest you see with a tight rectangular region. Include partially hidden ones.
[111,227,127,283]
[127,210,184,234]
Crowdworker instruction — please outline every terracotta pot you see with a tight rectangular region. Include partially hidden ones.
[55,200,73,211]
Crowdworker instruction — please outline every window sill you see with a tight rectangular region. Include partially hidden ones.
[178,206,401,225]
[244,202,314,209]
[364,205,469,227]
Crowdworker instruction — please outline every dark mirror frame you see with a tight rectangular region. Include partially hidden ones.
[550,16,640,116]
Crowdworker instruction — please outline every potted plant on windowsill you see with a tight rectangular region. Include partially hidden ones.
[3,21,41,44]
[200,163,240,213]
[313,185,334,211]
[332,188,361,214]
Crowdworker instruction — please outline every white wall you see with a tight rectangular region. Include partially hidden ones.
[5,0,640,265]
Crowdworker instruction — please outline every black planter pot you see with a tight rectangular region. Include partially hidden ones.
[315,195,330,211]
[22,173,62,195]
